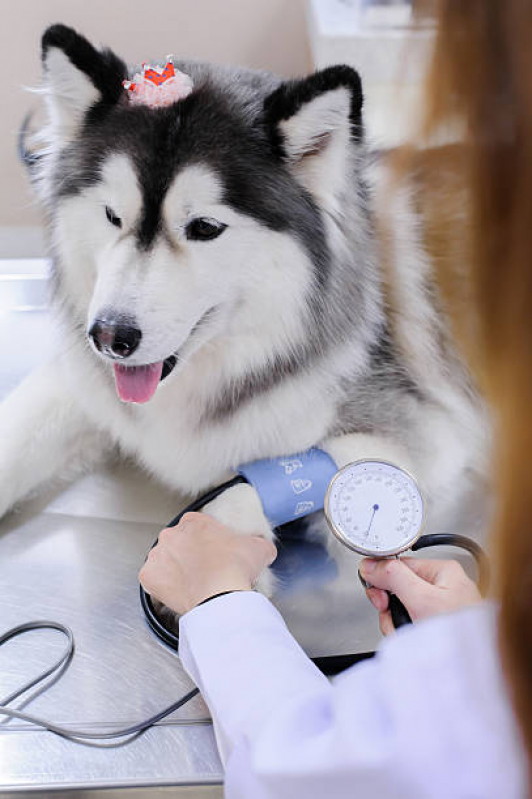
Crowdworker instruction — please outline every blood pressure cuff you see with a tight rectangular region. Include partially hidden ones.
[238,448,338,528]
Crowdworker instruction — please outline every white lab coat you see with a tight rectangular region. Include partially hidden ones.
[179,593,527,798]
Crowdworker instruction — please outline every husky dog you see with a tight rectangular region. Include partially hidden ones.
[2,25,486,583]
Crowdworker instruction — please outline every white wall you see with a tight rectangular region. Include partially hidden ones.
[0,0,310,239]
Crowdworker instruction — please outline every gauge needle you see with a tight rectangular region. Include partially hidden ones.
[364,504,379,538]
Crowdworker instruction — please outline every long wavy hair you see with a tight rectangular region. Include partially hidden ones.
[417,0,532,774]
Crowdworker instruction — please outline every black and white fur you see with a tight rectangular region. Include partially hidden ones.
[2,25,487,588]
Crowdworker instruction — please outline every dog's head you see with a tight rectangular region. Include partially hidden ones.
[30,24,363,403]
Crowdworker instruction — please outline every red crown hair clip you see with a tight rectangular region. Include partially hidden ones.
[123,56,193,108]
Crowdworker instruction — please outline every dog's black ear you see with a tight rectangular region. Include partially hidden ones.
[41,24,127,140]
[264,66,363,198]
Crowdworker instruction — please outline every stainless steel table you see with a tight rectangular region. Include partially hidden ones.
[0,271,488,796]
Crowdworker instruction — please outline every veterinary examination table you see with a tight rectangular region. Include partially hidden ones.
[0,270,485,797]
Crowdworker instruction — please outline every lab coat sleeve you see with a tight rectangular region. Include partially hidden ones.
[178,591,330,762]
[178,594,524,799]
[178,591,400,798]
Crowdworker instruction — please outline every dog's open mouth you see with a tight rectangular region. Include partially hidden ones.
[111,307,216,404]
[114,355,177,404]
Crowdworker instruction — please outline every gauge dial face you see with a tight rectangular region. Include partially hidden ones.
[325,461,424,556]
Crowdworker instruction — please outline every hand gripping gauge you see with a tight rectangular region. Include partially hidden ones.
[324,460,487,628]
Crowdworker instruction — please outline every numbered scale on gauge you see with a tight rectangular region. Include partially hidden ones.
[324,460,425,557]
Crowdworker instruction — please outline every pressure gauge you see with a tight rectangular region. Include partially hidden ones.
[324,460,425,557]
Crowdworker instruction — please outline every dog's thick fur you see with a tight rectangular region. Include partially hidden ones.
[1,25,488,578]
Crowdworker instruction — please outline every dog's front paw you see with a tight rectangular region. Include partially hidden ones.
[202,482,276,597]
[252,567,275,598]
[202,482,273,539]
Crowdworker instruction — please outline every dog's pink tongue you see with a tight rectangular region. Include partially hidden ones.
[114,362,164,403]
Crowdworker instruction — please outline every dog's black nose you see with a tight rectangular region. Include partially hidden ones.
[89,319,142,359]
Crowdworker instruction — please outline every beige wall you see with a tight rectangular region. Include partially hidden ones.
[0,0,310,231]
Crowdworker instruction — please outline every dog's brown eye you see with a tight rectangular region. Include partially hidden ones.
[105,206,122,228]
[186,217,227,241]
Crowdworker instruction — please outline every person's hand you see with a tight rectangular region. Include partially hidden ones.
[139,512,277,616]
[359,557,482,636]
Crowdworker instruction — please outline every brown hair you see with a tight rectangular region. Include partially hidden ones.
[418,0,532,771]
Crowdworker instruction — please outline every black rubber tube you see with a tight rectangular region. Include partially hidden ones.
[388,593,412,628]
[412,533,490,594]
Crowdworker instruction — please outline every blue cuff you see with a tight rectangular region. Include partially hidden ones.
[238,448,338,528]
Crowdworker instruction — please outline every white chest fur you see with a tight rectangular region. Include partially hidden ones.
[66,348,338,494]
